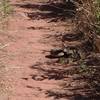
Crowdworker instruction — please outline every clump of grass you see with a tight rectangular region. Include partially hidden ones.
[0,0,12,30]
[94,0,100,35]
[0,0,12,19]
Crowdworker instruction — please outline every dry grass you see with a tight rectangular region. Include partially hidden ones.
[78,0,99,34]
[73,0,100,96]
[0,0,12,29]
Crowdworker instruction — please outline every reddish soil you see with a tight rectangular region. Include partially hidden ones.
[0,0,86,100]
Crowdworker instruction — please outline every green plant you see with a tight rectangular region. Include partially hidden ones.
[59,57,68,64]
[94,0,100,35]
[0,0,12,29]
[0,0,12,19]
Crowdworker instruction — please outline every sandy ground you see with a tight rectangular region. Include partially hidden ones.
[0,0,77,100]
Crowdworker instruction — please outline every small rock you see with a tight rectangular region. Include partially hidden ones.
[58,52,64,56]
[32,75,44,81]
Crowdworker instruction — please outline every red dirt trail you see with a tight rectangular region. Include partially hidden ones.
[0,0,75,100]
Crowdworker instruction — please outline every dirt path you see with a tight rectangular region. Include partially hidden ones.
[0,0,78,100]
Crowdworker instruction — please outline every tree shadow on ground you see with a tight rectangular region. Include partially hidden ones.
[28,62,100,100]
[15,2,76,21]
[46,90,100,100]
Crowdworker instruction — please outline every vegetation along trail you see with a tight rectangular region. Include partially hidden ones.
[0,0,100,100]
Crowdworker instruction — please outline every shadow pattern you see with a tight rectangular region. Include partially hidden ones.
[29,62,100,100]
[16,1,100,99]
[15,2,76,21]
